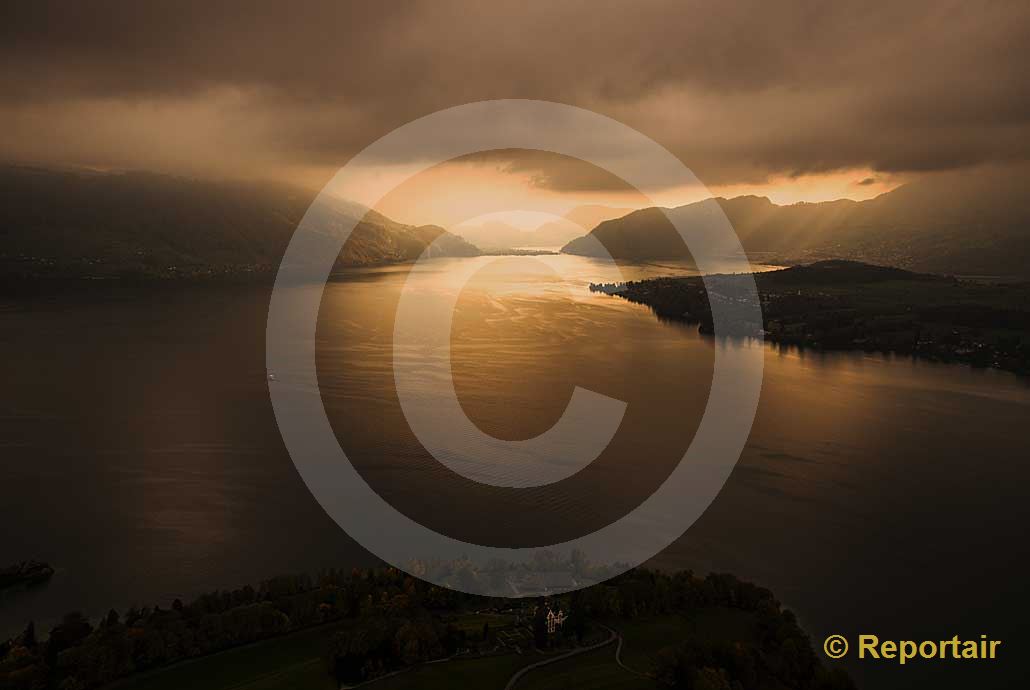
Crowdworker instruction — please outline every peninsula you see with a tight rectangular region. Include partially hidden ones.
[593,260,1030,376]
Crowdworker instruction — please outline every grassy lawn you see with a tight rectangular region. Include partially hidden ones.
[112,622,347,690]
[372,653,540,690]
[109,613,530,690]
[435,611,523,651]
[444,612,516,635]
[517,647,654,690]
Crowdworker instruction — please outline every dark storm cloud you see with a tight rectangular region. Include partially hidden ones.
[1,0,1029,186]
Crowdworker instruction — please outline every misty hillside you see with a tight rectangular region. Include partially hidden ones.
[0,166,479,281]
[563,169,1030,277]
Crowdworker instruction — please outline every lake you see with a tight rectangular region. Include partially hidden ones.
[1,255,1028,689]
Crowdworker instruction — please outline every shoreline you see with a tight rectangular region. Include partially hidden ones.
[596,260,1030,378]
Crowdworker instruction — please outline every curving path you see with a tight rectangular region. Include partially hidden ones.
[611,627,652,679]
[503,627,617,690]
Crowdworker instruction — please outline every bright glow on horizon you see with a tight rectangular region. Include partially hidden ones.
[453,210,573,231]
[333,157,907,229]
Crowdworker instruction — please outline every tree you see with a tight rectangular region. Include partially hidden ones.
[568,609,586,642]
[330,618,391,684]
[533,607,548,649]
[693,667,732,690]
[394,620,442,666]
[20,620,36,649]
[104,610,120,628]
[48,612,93,657]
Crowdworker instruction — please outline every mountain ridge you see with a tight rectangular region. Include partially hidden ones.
[563,169,1030,277]
[0,166,479,282]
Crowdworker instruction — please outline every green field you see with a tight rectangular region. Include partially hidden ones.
[517,647,653,690]
[111,622,347,690]
[372,653,540,690]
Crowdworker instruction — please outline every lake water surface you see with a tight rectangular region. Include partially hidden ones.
[2,255,1028,689]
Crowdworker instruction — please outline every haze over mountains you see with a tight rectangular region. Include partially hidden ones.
[2,165,1028,282]
[563,167,1030,278]
[0,166,478,280]
[453,205,630,250]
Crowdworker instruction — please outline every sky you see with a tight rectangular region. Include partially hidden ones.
[2,1,1028,226]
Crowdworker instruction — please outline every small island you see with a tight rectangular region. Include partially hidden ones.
[0,561,54,591]
[593,260,1030,376]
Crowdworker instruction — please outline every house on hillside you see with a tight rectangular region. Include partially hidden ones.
[545,607,565,634]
